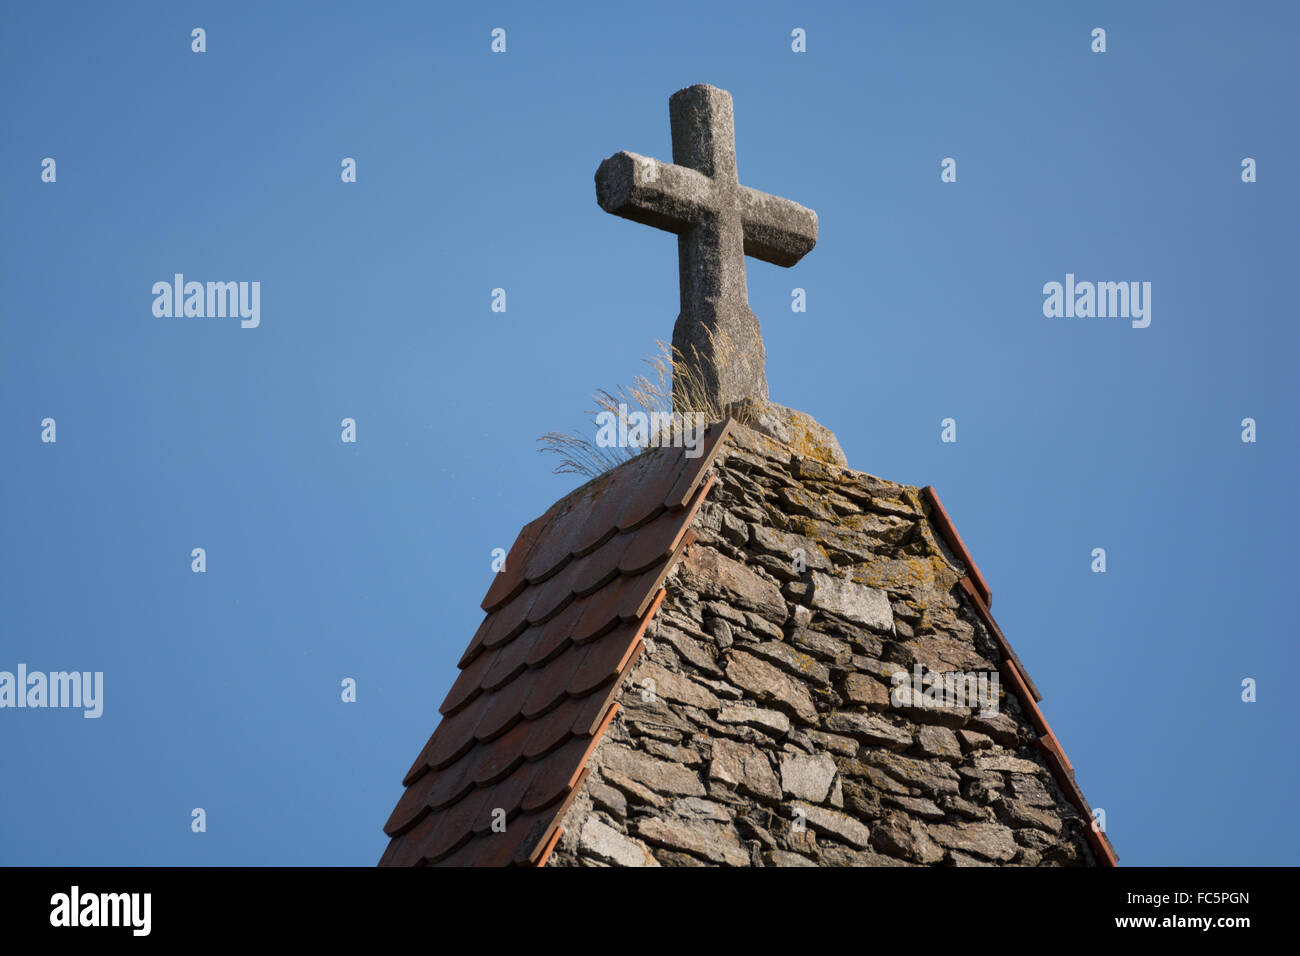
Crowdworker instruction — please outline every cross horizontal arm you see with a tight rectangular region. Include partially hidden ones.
[595,151,716,235]
[738,187,818,267]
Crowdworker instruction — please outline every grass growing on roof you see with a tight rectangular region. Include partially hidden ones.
[538,327,756,478]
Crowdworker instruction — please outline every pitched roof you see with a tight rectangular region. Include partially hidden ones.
[379,419,1116,866]
[379,422,732,866]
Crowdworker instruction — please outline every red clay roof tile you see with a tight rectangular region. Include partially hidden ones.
[426,824,517,867]
[570,572,637,645]
[477,628,536,693]
[619,482,711,574]
[612,448,677,532]
[421,786,490,863]
[521,769,594,866]
[481,511,553,613]
[569,524,643,601]
[664,420,733,509]
[471,719,532,786]
[470,763,537,835]
[520,734,592,814]
[419,690,491,772]
[628,530,694,617]
[423,744,490,812]
[568,671,626,736]
[523,556,586,625]
[522,599,586,669]
[473,674,536,742]
[479,586,541,654]
[522,500,588,585]
[570,532,634,596]
[519,694,584,760]
[378,426,733,866]
[569,474,625,557]
[519,641,589,721]
[456,613,496,670]
[379,434,733,868]
[999,650,1072,773]
[379,811,437,866]
[571,631,644,698]
[438,644,494,716]
[512,774,589,866]
[383,771,437,837]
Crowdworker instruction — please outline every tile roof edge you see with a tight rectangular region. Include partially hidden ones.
[481,418,736,617]
[524,463,725,866]
[533,824,565,867]
[921,486,992,607]
[1036,740,1121,866]
[553,416,737,516]
[957,577,1042,703]
[955,578,1118,866]
[396,431,728,866]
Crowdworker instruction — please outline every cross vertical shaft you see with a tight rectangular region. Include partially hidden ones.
[670,87,754,401]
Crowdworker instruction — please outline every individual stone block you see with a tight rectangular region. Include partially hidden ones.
[791,802,872,849]
[928,822,1019,862]
[914,726,962,763]
[708,738,781,801]
[809,572,893,630]
[600,744,705,797]
[725,651,819,724]
[779,752,838,803]
[716,704,791,737]
[824,712,912,751]
[579,818,660,867]
[632,816,751,866]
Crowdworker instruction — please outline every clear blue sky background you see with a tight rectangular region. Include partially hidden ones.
[2,1,1296,866]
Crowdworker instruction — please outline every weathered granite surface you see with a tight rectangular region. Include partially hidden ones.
[547,419,1095,867]
[595,84,818,411]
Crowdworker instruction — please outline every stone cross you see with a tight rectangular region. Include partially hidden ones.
[595,84,818,411]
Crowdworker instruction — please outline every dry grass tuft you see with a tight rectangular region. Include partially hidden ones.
[538,328,756,478]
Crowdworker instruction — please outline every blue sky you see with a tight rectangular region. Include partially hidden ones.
[1,0,1296,866]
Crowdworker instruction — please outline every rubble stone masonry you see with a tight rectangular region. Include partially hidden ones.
[548,421,1096,866]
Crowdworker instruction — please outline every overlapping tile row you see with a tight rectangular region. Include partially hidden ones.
[925,488,1118,865]
[378,422,732,866]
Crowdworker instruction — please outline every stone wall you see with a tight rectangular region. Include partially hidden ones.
[547,422,1096,866]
